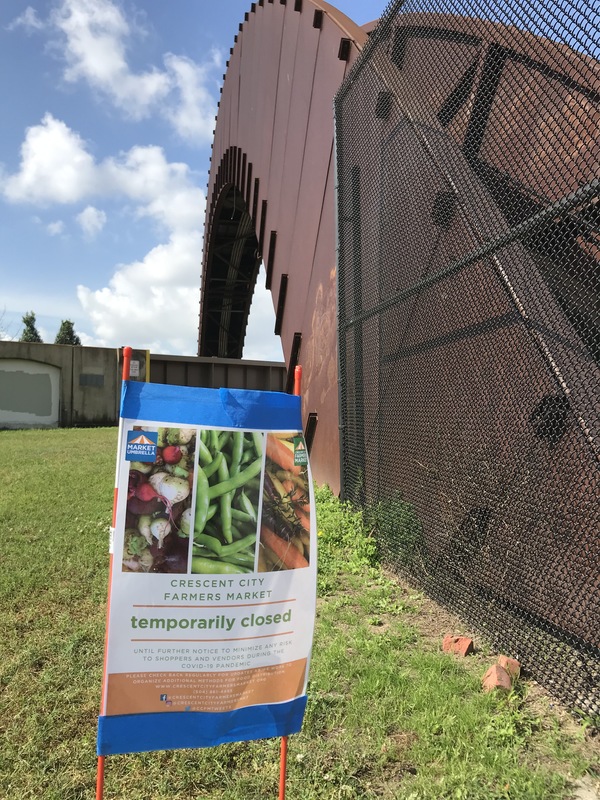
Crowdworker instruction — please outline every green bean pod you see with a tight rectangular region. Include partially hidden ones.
[231,521,258,540]
[238,489,257,523]
[230,507,254,523]
[221,533,256,557]
[194,468,210,534]
[195,534,222,556]
[203,451,224,480]
[240,447,254,465]
[217,449,233,544]
[230,430,244,476]
[252,432,263,457]
[191,557,249,575]
[218,430,232,451]
[208,457,263,500]
[220,553,256,567]
[197,439,212,466]
[192,544,216,557]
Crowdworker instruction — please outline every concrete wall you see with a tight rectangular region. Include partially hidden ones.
[0,342,286,429]
[0,342,120,428]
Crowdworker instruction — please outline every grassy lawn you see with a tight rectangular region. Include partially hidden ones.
[0,427,598,799]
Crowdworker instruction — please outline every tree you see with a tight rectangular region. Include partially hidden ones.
[19,311,43,343]
[55,319,82,346]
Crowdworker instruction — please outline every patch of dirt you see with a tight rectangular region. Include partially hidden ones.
[572,775,600,800]
[372,734,420,800]
[384,730,418,755]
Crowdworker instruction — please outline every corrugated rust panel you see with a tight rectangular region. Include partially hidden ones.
[236,12,257,150]
[481,59,600,201]
[200,0,367,492]
[227,62,241,162]
[238,10,262,169]
[282,13,360,335]
[299,160,340,487]
[267,6,304,239]
[256,3,287,201]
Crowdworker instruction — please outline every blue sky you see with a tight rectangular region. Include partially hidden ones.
[0,0,382,359]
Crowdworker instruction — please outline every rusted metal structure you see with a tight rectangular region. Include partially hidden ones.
[200,1,598,498]
[199,0,369,490]
[200,0,599,718]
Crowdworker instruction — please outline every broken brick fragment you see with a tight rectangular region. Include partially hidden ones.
[482,664,512,692]
[442,635,474,657]
[498,655,521,680]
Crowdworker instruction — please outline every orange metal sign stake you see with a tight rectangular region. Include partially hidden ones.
[96,347,133,800]
[279,734,289,800]
[278,364,303,800]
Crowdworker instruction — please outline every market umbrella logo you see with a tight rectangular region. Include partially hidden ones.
[126,431,158,462]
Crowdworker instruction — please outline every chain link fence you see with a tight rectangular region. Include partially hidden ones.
[335,0,599,721]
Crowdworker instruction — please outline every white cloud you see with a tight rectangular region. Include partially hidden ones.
[242,268,284,361]
[47,0,219,141]
[47,220,65,236]
[163,53,221,144]
[2,114,207,354]
[75,147,206,352]
[103,145,204,232]
[1,116,203,222]
[52,0,170,120]
[2,114,96,204]
[6,7,44,33]
[1,112,278,355]
[77,230,203,353]
[76,205,106,238]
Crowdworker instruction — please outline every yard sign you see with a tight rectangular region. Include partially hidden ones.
[97,381,316,756]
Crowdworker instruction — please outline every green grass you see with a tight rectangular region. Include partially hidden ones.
[0,429,598,799]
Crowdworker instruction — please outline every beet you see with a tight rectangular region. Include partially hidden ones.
[150,532,189,573]
[127,495,165,516]
[134,481,159,502]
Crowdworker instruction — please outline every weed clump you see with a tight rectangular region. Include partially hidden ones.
[314,485,378,594]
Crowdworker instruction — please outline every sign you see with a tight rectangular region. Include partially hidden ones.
[97,382,316,756]
[117,348,150,382]
[293,436,308,466]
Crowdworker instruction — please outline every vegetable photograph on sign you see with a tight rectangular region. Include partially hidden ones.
[192,429,262,575]
[259,433,311,571]
[120,424,313,576]
[123,426,196,573]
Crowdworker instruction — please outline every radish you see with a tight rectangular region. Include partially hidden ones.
[138,514,153,545]
[179,507,192,536]
[150,517,172,548]
[162,445,182,464]
[148,472,190,504]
